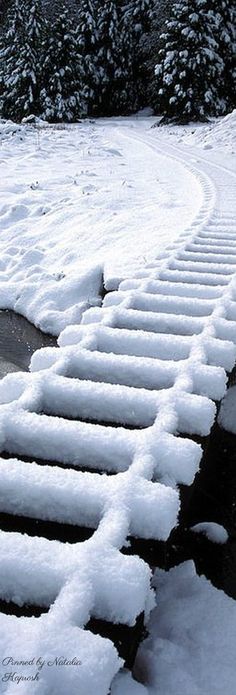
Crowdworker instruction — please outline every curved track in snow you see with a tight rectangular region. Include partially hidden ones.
[0,122,236,695]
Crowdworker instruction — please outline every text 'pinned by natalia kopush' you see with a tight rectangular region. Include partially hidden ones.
[1,656,82,684]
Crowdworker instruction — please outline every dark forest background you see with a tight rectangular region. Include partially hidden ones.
[0,0,235,123]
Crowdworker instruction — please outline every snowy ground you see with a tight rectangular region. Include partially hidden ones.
[0,111,236,695]
[124,561,236,695]
[0,116,203,335]
[0,112,235,337]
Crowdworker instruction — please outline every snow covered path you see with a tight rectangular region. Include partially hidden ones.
[0,115,236,695]
[0,118,202,334]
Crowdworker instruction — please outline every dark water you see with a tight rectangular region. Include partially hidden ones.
[0,309,57,377]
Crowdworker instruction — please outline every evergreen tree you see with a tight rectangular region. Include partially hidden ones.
[0,0,13,26]
[75,0,100,115]
[0,0,45,121]
[139,0,172,105]
[0,0,26,119]
[40,7,86,121]
[96,0,125,114]
[130,0,154,35]
[217,0,236,108]
[0,38,4,114]
[154,0,227,124]
[22,0,45,114]
[120,0,154,110]
[133,0,154,106]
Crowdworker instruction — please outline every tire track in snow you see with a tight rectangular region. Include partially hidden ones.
[114,124,216,247]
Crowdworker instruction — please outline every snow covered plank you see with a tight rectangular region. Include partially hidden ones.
[119,278,223,299]
[159,268,230,285]
[0,458,179,541]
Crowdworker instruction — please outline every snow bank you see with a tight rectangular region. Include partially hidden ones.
[159,109,236,156]
[0,260,103,336]
[192,109,236,153]
[135,561,236,695]
[0,118,23,141]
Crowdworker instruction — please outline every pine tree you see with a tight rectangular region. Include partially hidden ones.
[133,0,154,107]
[120,0,154,110]
[0,0,26,120]
[40,7,86,121]
[21,0,45,115]
[217,0,236,108]
[95,0,122,114]
[139,0,172,105]
[75,0,99,115]
[154,0,227,124]
[130,0,154,36]
[0,0,45,121]
[0,0,13,26]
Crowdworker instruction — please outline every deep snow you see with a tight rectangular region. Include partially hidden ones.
[115,561,236,695]
[0,117,202,335]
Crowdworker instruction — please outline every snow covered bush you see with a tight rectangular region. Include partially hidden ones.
[153,0,234,123]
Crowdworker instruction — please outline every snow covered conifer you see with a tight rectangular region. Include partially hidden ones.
[0,33,5,113]
[120,0,154,110]
[1,0,45,121]
[138,0,172,104]
[217,0,236,109]
[40,7,86,122]
[1,1,26,120]
[21,0,45,115]
[96,0,123,114]
[154,0,226,124]
[130,0,154,36]
[133,0,155,106]
[75,0,99,115]
[96,0,146,114]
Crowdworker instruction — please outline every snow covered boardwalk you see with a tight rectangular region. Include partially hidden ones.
[0,117,236,694]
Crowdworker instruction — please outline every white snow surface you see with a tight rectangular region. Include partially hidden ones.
[0,111,235,337]
[0,112,236,695]
[176,109,236,155]
[0,611,121,695]
[0,117,202,334]
[117,562,236,695]
[191,522,229,544]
